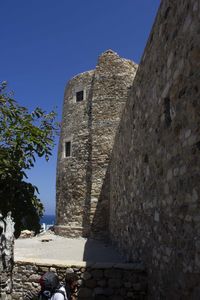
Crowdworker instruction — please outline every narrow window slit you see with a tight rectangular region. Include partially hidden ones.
[65,141,71,157]
[164,97,172,127]
[76,91,84,102]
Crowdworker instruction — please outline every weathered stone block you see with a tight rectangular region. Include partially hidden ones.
[91,269,104,280]
[78,287,93,298]
[108,278,122,288]
[84,278,97,289]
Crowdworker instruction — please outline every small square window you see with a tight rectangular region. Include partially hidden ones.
[65,141,71,157]
[76,90,84,102]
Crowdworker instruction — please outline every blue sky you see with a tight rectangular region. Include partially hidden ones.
[0,0,160,215]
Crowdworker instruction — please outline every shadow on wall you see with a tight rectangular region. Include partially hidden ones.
[81,71,118,240]
[85,84,134,243]
[89,164,111,241]
[82,74,95,237]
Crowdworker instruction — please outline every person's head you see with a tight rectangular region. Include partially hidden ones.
[65,272,78,290]
[39,271,60,291]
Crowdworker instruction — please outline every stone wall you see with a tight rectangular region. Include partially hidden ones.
[108,0,200,298]
[0,213,15,300]
[56,50,137,238]
[12,261,147,300]
[89,51,137,239]
[56,0,200,297]
[56,70,95,237]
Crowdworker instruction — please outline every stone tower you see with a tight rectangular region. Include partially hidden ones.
[55,50,137,238]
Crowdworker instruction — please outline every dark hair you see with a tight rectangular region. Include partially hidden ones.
[65,273,78,285]
[39,271,60,291]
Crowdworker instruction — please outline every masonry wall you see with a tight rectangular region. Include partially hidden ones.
[56,51,137,238]
[56,70,95,237]
[89,51,137,238]
[12,261,147,300]
[108,0,200,299]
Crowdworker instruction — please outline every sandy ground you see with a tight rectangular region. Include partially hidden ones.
[14,231,126,264]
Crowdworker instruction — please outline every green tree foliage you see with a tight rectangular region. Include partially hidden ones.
[0,82,59,237]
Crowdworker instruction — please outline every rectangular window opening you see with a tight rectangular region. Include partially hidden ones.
[65,141,71,157]
[164,97,172,127]
[76,90,84,102]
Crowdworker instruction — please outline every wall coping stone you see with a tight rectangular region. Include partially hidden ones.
[15,259,145,271]
[70,69,94,81]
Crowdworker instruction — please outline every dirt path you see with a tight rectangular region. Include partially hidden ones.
[14,231,125,264]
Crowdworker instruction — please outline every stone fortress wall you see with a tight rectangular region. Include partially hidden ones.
[56,51,137,238]
[56,0,200,298]
[12,261,147,300]
[107,0,200,298]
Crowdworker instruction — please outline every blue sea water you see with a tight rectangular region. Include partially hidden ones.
[40,214,55,225]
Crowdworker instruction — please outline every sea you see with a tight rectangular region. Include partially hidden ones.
[40,214,55,226]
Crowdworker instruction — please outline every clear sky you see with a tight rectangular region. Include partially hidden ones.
[0,0,160,215]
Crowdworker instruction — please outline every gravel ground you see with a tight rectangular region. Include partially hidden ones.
[14,231,126,264]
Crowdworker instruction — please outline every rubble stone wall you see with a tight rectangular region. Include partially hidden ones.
[108,0,200,299]
[0,213,15,300]
[56,70,95,237]
[12,261,147,300]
